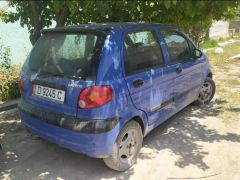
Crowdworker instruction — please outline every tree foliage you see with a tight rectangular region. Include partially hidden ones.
[1,0,240,45]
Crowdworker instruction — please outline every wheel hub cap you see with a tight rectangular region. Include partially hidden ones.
[119,130,137,161]
[198,82,212,103]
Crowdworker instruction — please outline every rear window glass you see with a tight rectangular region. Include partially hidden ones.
[23,31,107,80]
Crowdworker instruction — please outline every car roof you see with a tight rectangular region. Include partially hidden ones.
[42,22,178,33]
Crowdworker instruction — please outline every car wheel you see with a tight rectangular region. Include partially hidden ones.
[103,121,143,171]
[195,77,215,105]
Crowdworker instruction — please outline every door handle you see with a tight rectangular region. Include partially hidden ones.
[133,79,144,88]
[176,67,182,74]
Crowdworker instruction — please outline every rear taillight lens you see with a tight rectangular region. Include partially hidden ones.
[78,86,113,109]
[18,76,24,92]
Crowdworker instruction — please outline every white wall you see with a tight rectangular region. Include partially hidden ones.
[209,21,229,39]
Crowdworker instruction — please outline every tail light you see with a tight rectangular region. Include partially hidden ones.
[19,76,24,92]
[78,86,113,109]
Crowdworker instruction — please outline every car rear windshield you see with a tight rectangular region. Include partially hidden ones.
[22,30,107,80]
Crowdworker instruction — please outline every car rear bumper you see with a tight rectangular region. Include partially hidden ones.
[18,99,120,158]
[18,99,119,134]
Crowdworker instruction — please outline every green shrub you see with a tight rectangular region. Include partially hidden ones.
[200,39,219,49]
[8,77,20,99]
[0,76,20,101]
[0,46,21,101]
[0,65,21,101]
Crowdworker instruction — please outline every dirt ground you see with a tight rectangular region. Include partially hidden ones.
[1,60,240,180]
[0,100,240,180]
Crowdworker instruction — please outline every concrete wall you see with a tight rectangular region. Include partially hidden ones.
[209,21,229,39]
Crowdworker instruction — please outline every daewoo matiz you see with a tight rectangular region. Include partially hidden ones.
[18,23,215,171]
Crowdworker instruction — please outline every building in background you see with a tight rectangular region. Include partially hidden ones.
[229,19,240,35]
[209,21,230,39]
[209,19,240,39]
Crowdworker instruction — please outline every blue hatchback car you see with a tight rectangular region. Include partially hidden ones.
[18,23,215,171]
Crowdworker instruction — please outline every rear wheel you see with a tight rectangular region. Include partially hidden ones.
[195,77,215,105]
[103,121,143,171]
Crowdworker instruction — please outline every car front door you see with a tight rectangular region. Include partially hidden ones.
[160,30,204,110]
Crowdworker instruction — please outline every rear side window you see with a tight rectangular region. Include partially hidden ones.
[22,31,107,80]
[124,31,165,75]
[161,31,192,64]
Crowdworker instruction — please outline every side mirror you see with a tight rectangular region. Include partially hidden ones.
[193,49,202,59]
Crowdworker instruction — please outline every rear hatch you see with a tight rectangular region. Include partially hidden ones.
[20,29,107,116]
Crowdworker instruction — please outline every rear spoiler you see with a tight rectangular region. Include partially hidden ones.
[41,26,110,34]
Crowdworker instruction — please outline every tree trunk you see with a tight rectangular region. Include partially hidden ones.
[30,1,42,45]
[55,7,70,27]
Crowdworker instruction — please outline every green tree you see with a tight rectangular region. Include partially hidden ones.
[1,0,239,46]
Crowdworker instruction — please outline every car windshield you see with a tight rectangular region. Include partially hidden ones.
[23,31,107,80]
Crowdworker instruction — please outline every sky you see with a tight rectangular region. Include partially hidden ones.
[0,1,32,64]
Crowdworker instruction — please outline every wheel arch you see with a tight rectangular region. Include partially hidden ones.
[207,72,213,79]
[120,112,148,137]
[132,116,145,135]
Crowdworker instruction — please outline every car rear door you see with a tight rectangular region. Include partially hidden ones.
[123,29,177,125]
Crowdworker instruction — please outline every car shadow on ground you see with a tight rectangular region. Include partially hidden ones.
[0,98,240,180]
[141,99,240,171]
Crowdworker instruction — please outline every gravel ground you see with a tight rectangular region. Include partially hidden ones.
[0,101,240,180]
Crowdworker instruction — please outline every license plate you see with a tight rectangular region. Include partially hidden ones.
[32,84,65,104]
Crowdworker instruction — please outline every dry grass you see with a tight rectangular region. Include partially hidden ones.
[206,42,240,122]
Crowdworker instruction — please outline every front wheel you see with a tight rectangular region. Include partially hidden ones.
[103,121,143,171]
[195,77,216,105]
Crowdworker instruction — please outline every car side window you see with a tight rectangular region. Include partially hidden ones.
[161,30,192,64]
[124,31,165,76]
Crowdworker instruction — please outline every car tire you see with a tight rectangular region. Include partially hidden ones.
[103,121,143,171]
[194,77,216,105]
